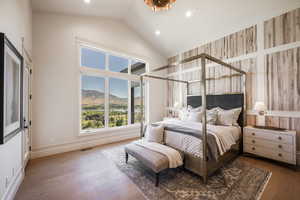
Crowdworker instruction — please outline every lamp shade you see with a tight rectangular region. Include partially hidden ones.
[254,101,267,111]
[173,102,181,109]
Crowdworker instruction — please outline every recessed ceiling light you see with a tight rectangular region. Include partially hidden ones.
[185,10,192,18]
[84,0,91,4]
[155,30,161,36]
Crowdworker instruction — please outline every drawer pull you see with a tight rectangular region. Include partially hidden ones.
[278,153,282,157]
[252,133,255,136]
[278,145,282,149]
[252,140,255,144]
[278,136,282,140]
[252,147,256,151]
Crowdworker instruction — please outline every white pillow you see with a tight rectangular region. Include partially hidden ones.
[189,106,202,112]
[216,107,242,126]
[206,109,218,125]
[178,108,189,121]
[145,125,165,144]
[187,111,202,122]
[187,109,218,125]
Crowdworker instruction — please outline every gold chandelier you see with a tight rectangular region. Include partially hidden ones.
[144,0,176,11]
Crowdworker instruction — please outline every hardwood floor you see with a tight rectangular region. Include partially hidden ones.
[15,140,300,200]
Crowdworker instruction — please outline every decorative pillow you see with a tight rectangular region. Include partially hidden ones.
[145,125,165,144]
[206,109,218,125]
[216,107,242,126]
[178,108,189,121]
[231,107,242,125]
[187,111,202,122]
[187,109,218,125]
[189,106,202,112]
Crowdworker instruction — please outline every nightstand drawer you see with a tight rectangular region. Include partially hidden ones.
[244,129,293,144]
[244,137,293,153]
[244,145,295,164]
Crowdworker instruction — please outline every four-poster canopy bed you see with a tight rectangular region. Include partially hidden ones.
[138,53,247,183]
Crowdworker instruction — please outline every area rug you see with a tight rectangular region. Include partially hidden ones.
[102,146,272,200]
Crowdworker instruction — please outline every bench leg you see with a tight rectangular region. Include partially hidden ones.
[155,173,160,187]
[125,152,129,164]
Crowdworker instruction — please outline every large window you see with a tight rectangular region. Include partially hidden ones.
[81,48,106,70]
[81,75,105,130]
[109,55,129,73]
[109,78,128,127]
[79,45,146,133]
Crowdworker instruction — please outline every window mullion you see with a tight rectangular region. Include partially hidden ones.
[105,53,109,128]
[128,81,131,125]
[128,59,131,125]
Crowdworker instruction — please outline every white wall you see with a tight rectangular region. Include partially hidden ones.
[32,12,167,158]
[0,0,32,199]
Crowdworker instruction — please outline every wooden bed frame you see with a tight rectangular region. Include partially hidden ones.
[139,53,247,183]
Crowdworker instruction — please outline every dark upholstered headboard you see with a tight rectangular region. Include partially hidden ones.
[187,94,244,127]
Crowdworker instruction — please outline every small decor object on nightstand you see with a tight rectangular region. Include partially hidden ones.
[254,101,267,127]
[243,126,297,165]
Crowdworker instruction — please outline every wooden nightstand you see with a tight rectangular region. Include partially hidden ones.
[243,126,297,165]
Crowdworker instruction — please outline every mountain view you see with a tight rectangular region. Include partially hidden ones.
[81,89,141,130]
[82,90,128,106]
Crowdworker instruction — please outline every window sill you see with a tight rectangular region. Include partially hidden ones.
[79,124,140,137]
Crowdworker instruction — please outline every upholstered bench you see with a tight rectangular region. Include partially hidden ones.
[125,143,184,187]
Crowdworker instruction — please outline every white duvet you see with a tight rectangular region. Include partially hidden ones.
[161,119,241,156]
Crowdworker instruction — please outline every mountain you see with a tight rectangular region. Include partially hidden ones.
[82,90,128,105]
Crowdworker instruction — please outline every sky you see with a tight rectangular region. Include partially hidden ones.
[81,48,142,98]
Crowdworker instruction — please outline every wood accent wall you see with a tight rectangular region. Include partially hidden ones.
[180,58,256,109]
[167,7,300,154]
[167,74,181,108]
[264,47,300,149]
[167,25,257,73]
[264,8,300,49]
[265,47,300,111]
[166,25,258,109]
[196,25,257,61]
[167,55,180,74]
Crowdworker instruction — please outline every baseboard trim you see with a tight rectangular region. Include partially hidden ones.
[31,131,139,159]
[1,168,24,200]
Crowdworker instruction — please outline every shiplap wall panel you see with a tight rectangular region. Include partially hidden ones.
[167,74,181,108]
[265,47,300,111]
[266,116,300,150]
[172,25,258,72]
[166,7,300,152]
[179,58,256,109]
[264,8,300,49]
[182,48,199,70]
[167,55,180,74]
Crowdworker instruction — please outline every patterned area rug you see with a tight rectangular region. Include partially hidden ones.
[102,146,271,200]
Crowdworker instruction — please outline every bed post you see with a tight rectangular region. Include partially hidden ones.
[242,74,247,127]
[140,76,144,138]
[186,82,189,106]
[200,54,208,184]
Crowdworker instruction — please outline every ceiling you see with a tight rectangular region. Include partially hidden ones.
[32,0,300,57]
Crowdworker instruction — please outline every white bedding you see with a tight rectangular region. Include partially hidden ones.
[160,119,241,156]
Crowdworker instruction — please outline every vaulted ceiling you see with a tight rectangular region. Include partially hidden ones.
[32,0,300,57]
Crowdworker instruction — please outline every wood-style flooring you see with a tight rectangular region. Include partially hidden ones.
[15,140,300,200]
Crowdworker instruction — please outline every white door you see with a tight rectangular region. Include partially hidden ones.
[23,64,31,166]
